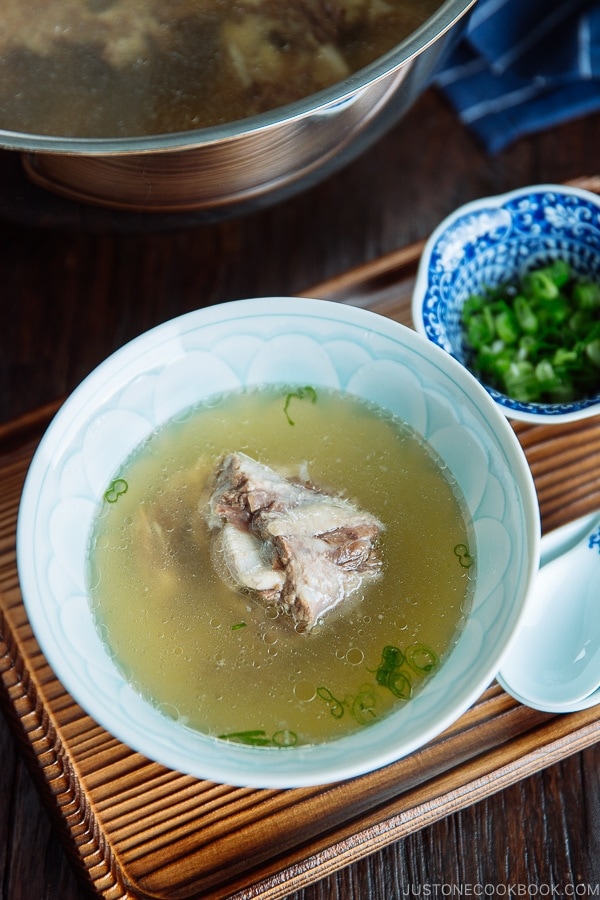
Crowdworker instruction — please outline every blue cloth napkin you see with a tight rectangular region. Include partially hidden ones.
[434,0,600,153]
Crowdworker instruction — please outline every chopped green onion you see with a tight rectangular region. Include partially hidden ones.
[460,261,600,403]
[218,730,273,746]
[553,347,577,366]
[104,478,128,503]
[381,645,405,668]
[283,385,317,426]
[503,361,538,402]
[351,689,380,724]
[573,280,600,309]
[466,313,494,348]
[372,641,438,700]
[453,543,474,568]
[218,729,299,747]
[521,270,558,300]
[316,686,344,719]
[514,295,538,333]
[495,309,519,344]
[405,643,440,675]
[586,339,600,368]
[373,644,404,687]
[386,670,412,700]
[521,260,570,299]
[534,358,558,386]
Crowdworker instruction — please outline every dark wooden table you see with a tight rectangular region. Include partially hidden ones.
[1,87,600,899]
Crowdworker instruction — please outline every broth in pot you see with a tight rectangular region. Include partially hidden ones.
[0,0,443,138]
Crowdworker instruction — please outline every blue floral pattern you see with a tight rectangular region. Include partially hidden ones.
[413,185,600,424]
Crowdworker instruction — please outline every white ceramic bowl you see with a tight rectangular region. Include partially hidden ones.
[412,184,600,425]
[17,297,540,788]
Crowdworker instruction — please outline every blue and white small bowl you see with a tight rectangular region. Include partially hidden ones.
[412,184,600,424]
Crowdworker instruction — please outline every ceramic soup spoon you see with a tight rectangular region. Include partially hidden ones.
[498,510,600,713]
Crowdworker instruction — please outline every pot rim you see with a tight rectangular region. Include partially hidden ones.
[0,0,476,155]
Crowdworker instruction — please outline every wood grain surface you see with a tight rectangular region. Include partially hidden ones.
[1,88,600,899]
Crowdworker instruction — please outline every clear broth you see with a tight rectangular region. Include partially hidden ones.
[88,385,475,747]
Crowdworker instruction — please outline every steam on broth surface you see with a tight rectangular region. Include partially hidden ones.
[88,385,475,747]
[0,0,443,138]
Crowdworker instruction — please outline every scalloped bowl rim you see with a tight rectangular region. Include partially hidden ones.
[412,183,600,425]
[16,297,540,788]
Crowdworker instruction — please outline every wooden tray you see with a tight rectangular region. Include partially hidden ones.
[3,178,600,899]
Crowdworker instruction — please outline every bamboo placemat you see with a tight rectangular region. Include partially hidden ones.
[2,177,600,899]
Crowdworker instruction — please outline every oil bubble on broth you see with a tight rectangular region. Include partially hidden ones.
[87,384,475,747]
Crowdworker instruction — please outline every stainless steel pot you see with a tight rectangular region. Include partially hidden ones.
[0,0,477,215]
